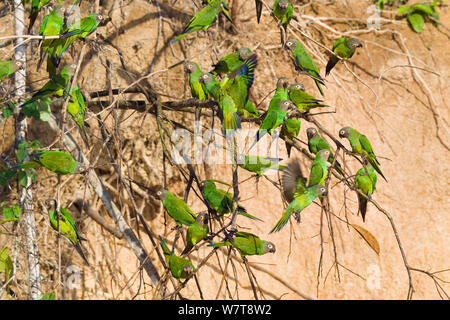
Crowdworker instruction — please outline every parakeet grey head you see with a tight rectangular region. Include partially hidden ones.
[181,264,194,278]
[313,184,328,197]
[196,212,209,226]
[55,5,66,16]
[279,100,294,112]
[12,58,23,72]
[45,199,58,211]
[277,0,289,10]
[199,73,214,86]
[306,127,318,140]
[184,61,198,74]
[348,38,362,49]
[94,14,103,24]
[276,77,289,90]
[263,241,276,254]
[318,149,330,161]
[238,47,252,61]
[288,83,305,93]
[284,39,297,51]
[156,189,168,201]
[339,127,351,139]
[74,161,88,174]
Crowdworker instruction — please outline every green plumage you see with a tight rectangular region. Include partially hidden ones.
[273,0,293,31]
[46,14,101,76]
[47,202,89,265]
[339,127,387,182]
[38,6,65,68]
[250,78,291,148]
[16,150,86,175]
[285,39,326,96]
[308,149,330,187]
[288,83,329,112]
[306,127,345,176]
[355,163,377,222]
[211,47,252,76]
[160,237,195,279]
[158,190,196,227]
[28,0,52,33]
[0,60,21,82]
[20,64,75,108]
[201,180,263,221]
[270,159,327,233]
[326,38,362,76]
[210,231,276,257]
[280,118,301,157]
[182,212,209,255]
[238,155,285,177]
[171,0,232,43]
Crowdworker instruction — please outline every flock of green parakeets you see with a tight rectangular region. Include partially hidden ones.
[0,0,387,281]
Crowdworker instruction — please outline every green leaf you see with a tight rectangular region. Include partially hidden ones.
[407,12,425,33]
[18,170,28,187]
[0,169,17,186]
[2,205,20,220]
[1,102,15,119]
[17,140,28,163]
[411,3,435,16]
[397,5,411,16]
[0,247,13,281]
[40,293,56,300]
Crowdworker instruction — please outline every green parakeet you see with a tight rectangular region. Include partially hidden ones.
[308,149,330,187]
[28,0,52,33]
[273,0,293,31]
[270,159,327,233]
[288,83,329,112]
[38,5,65,69]
[0,59,22,82]
[250,99,294,149]
[201,180,263,221]
[354,162,377,222]
[280,118,301,157]
[19,64,76,108]
[170,0,232,43]
[210,231,276,257]
[285,39,326,96]
[237,155,285,177]
[181,212,209,255]
[326,38,362,76]
[156,189,197,227]
[306,127,344,176]
[67,85,89,146]
[255,0,263,23]
[160,236,195,279]
[199,72,221,100]
[46,200,89,265]
[47,14,102,76]
[185,61,208,121]
[339,126,387,182]
[211,47,252,76]
[15,150,87,175]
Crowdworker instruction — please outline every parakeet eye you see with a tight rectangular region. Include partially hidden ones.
[157,191,162,196]
[98,15,103,20]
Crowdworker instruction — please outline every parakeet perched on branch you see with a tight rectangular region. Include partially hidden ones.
[285,39,326,96]
[181,212,209,255]
[354,161,377,222]
[170,0,232,43]
[15,150,87,175]
[326,38,362,76]
[288,83,329,112]
[46,199,89,265]
[160,236,195,279]
[211,47,253,76]
[306,127,345,176]
[210,231,276,257]
[339,126,387,182]
[156,189,196,227]
[0,59,22,82]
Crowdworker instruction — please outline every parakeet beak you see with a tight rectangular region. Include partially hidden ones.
[322,191,328,197]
